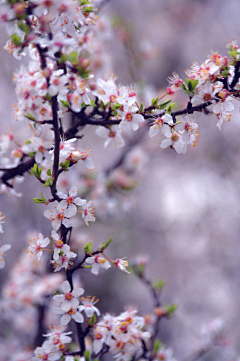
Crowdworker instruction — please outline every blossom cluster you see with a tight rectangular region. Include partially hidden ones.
[92,308,150,361]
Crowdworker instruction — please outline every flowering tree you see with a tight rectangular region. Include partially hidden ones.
[0,0,238,360]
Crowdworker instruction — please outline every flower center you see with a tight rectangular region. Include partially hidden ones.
[65,292,73,301]
[125,112,133,122]
[55,240,63,248]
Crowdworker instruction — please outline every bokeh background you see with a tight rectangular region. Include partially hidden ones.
[1,0,240,359]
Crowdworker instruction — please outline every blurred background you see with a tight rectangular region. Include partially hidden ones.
[1,0,240,360]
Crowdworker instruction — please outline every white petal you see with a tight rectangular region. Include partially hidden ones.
[149,125,159,137]
[60,314,71,325]
[62,280,71,293]
[72,311,84,323]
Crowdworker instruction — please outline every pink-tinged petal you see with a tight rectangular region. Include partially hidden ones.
[62,280,71,293]
[85,257,94,265]
[85,158,94,169]
[65,204,77,217]
[59,200,68,211]
[75,198,86,206]
[0,257,5,269]
[162,113,173,123]
[44,210,56,220]
[53,294,64,303]
[40,237,50,248]
[35,152,43,164]
[1,244,11,252]
[160,139,172,149]
[224,101,234,111]
[103,138,111,149]
[56,191,66,199]
[149,125,160,137]
[84,308,94,318]
[95,126,109,138]
[36,250,43,261]
[73,288,84,297]
[62,218,72,229]
[69,186,77,197]
[131,121,139,131]
[60,314,71,325]
[133,114,144,123]
[52,220,61,231]
[52,307,64,315]
[72,298,79,308]
[62,301,74,312]
[91,263,99,275]
[72,311,84,323]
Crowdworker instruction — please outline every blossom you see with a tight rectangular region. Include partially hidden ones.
[53,297,84,325]
[0,244,11,269]
[44,202,75,231]
[27,233,50,261]
[51,244,77,272]
[53,280,84,312]
[148,113,173,138]
[119,106,145,132]
[0,212,6,233]
[57,186,86,217]
[82,201,96,226]
[114,258,130,274]
[78,296,100,318]
[85,254,111,275]
[95,125,125,149]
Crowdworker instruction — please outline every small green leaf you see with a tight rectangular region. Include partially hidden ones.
[163,303,177,317]
[88,313,97,325]
[91,99,96,107]
[60,100,69,108]
[229,50,237,58]
[159,99,172,109]
[84,242,93,254]
[10,34,22,47]
[60,159,70,170]
[84,350,91,361]
[139,102,144,112]
[47,169,52,176]
[100,236,113,251]
[153,340,162,353]
[25,113,36,121]
[44,177,54,187]
[153,279,166,291]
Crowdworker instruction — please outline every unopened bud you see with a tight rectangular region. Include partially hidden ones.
[153,307,166,317]
[79,57,90,69]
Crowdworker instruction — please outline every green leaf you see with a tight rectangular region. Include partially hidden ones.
[25,113,36,121]
[152,279,166,291]
[31,163,43,179]
[166,103,175,113]
[139,102,144,112]
[44,177,54,187]
[81,0,90,4]
[229,50,236,58]
[112,102,122,111]
[67,51,78,64]
[18,21,31,35]
[84,350,91,361]
[84,242,93,254]
[10,34,22,47]
[221,70,229,78]
[153,340,162,353]
[60,100,69,108]
[163,303,177,317]
[191,79,198,91]
[47,169,52,176]
[159,99,172,109]
[60,159,70,170]
[91,99,96,107]
[100,236,113,251]
[88,313,96,325]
